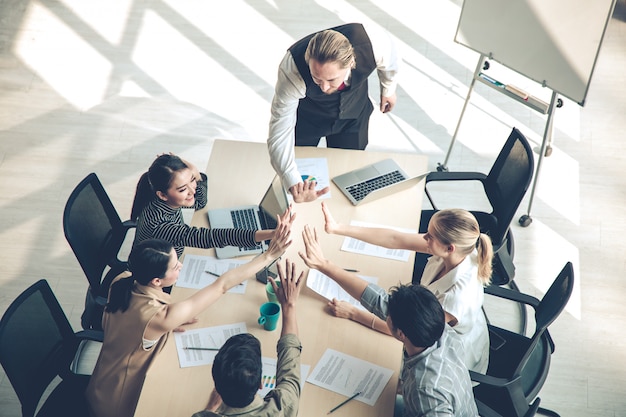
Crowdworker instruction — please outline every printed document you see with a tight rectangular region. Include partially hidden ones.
[175,322,247,367]
[306,349,394,406]
[340,220,416,262]
[306,269,378,310]
[258,357,311,398]
[293,157,331,200]
[176,254,248,293]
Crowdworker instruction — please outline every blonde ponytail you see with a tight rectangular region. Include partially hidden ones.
[476,233,493,285]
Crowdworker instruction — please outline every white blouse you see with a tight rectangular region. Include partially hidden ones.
[421,250,489,373]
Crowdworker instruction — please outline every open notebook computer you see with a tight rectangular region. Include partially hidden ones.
[332,158,429,206]
[208,175,289,259]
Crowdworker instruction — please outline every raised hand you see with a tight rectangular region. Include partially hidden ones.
[289,180,330,203]
[298,225,328,270]
[272,259,304,308]
[266,214,293,260]
[279,204,296,229]
[321,201,339,235]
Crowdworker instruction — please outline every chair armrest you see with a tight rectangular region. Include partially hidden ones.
[470,370,519,388]
[121,219,137,230]
[491,249,516,286]
[484,285,540,309]
[475,399,504,417]
[70,331,104,377]
[75,329,104,342]
[424,171,488,209]
[425,171,488,183]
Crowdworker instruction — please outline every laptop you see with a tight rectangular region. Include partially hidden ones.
[208,175,289,259]
[332,158,429,206]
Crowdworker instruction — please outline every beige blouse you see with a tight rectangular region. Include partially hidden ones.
[86,278,171,417]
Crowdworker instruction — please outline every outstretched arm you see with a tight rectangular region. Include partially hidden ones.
[299,225,368,301]
[322,201,428,252]
[255,204,297,242]
[148,208,295,337]
[327,299,392,336]
[272,258,304,337]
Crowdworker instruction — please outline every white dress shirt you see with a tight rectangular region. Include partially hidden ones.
[267,23,400,190]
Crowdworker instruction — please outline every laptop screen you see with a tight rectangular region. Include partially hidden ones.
[259,176,290,229]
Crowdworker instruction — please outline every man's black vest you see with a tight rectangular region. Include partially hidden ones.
[289,23,376,120]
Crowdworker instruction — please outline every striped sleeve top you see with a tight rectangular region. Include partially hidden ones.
[133,177,258,258]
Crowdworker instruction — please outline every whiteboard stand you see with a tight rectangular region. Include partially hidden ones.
[437,54,562,227]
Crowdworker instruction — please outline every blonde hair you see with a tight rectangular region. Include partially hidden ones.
[304,29,355,69]
[429,209,493,285]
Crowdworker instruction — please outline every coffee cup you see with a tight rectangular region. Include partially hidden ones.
[265,279,281,303]
[258,302,280,331]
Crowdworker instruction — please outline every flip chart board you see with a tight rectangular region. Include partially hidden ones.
[455,0,616,105]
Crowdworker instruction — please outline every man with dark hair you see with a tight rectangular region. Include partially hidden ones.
[192,260,304,417]
[267,23,400,203]
[300,225,478,416]
[211,333,263,408]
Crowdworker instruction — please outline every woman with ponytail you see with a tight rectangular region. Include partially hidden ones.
[320,203,492,373]
[86,207,294,417]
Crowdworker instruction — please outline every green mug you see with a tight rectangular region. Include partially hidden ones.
[265,279,281,303]
[258,302,280,331]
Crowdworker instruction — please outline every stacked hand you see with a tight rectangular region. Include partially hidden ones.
[271,259,304,307]
[321,201,339,235]
[298,225,328,271]
[289,180,330,203]
[266,205,296,259]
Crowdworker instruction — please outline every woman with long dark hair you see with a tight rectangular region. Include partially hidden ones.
[86,209,293,417]
[131,153,279,258]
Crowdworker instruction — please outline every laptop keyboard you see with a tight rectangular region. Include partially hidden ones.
[231,209,262,251]
[346,170,406,202]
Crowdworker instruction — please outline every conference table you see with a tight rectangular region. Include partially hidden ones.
[135,140,428,417]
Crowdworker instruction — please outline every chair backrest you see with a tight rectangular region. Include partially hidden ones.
[515,262,575,379]
[0,279,79,417]
[63,173,126,297]
[473,263,573,416]
[505,262,574,404]
[483,127,534,245]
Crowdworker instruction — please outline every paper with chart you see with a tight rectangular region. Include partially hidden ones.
[306,349,394,406]
[174,322,247,368]
[340,221,416,262]
[293,157,331,200]
[258,357,311,398]
[306,269,378,311]
[176,254,248,293]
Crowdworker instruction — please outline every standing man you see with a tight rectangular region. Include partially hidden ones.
[268,23,400,203]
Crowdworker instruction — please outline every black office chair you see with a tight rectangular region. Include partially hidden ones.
[63,172,136,330]
[471,262,574,417]
[477,398,539,417]
[413,127,534,286]
[0,279,103,417]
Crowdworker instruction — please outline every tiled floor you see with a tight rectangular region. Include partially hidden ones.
[1,1,625,416]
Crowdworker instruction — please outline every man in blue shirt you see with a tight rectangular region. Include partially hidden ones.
[300,225,478,416]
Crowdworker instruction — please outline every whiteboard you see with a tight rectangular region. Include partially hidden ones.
[455,0,616,106]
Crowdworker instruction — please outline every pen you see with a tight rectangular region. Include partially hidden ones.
[183,347,220,351]
[343,268,359,273]
[205,270,244,285]
[327,391,361,414]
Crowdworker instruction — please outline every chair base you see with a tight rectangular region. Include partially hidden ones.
[537,407,560,417]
